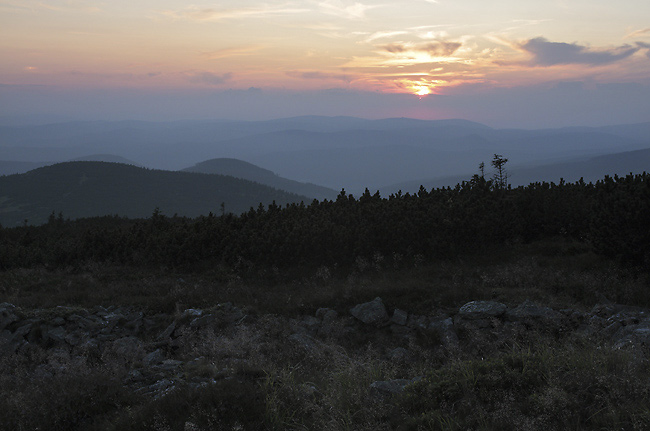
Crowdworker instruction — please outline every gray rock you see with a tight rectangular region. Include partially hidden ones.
[406,314,428,329]
[0,304,18,331]
[458,301,507,319]
[143,349,165,366]
[350,297,389,326]
[157,322,176,340]
[316,308,338,323]
[190,314,215,329]
[46,326,67,344]
[391,309,408,326]
[50,317,66,327]
[300,315,320,332]
[110,336,145,359]
[505,300,565,325]
[183,309,203,318]
[429,317,459,348]
[64,331,84,346]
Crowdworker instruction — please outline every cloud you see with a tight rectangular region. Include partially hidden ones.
[161,5,308,22]
[286,71,354,82]
[317,1,377,20]
[637,42,650,59]
[381,41,462,57]
[185,71,233,86]
[625,28,650,39]
[520,37,640,66]
[365,31,409,43]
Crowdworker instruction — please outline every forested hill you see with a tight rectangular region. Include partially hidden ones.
[182,158,337,200]
[0,161,310,226]
[1,173,648,272]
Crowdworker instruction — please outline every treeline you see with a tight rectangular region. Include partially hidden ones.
[0,173,648,273]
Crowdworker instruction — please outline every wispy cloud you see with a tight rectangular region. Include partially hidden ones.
[380,41,462,57]
[316,0,378,20]
[286,70,354,82]
[520,37,640,66]
[365,31,409,42]
[625,28,650,39]
[161,4,309,22]
[184,71,233,86]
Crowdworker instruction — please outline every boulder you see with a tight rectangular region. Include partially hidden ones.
[428,317,459,348]
[391,309,408,326]
[350,297,389,326]
[143,348,165,366]
[505,300,565,326]
[458,301,507,320]
[0,303,18,331]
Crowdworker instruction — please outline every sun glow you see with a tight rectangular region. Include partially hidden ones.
[413,85,432,96]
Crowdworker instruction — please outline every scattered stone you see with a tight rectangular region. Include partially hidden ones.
[458,301,507,319]
[428,317,459,348]
[157,322,176,340]
[316,308,338,323]
[143,349,165,366]
[391,309,408,326]
[190,314,215,329]
[505,300,565,326]
[350,297,389,326]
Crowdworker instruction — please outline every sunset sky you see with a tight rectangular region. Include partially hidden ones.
[1,0,649,127]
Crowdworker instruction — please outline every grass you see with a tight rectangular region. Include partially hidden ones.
[2,238,650,429]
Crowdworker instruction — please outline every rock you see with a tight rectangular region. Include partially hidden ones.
[109,336,145,361]
[300,316,321,333]
[190,314,215,329]
[350,297,389,326]
[143,349,165,366]
[50,317,66,327]
[157,322,176,340]
[458,301,507,319]
[182,309,203,318]
[0,304,18,331]
[65,331,84,346]
[505,300,565,326]
[316,308,338,323]
[391,309,408,326]
[406,314,428,330]
[428,317,459,348]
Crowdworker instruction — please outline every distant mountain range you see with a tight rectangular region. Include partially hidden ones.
[0,162,309,226]
[182,158,337,200]
[1,115,649,199]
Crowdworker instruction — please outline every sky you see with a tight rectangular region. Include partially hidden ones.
[1,0,649,128]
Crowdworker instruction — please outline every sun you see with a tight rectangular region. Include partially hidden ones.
[413,85,432,96]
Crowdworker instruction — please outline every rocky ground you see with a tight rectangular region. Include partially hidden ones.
[3,296,650,426]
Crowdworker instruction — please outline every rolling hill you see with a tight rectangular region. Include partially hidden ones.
[0,161,310,226]
[182,158,337,200]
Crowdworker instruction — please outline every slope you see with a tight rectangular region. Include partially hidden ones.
[182,158,337,200]
[0,162,310,226]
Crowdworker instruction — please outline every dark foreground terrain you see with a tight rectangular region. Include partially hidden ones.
[1,173,649,430]
[2,245,650,431]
